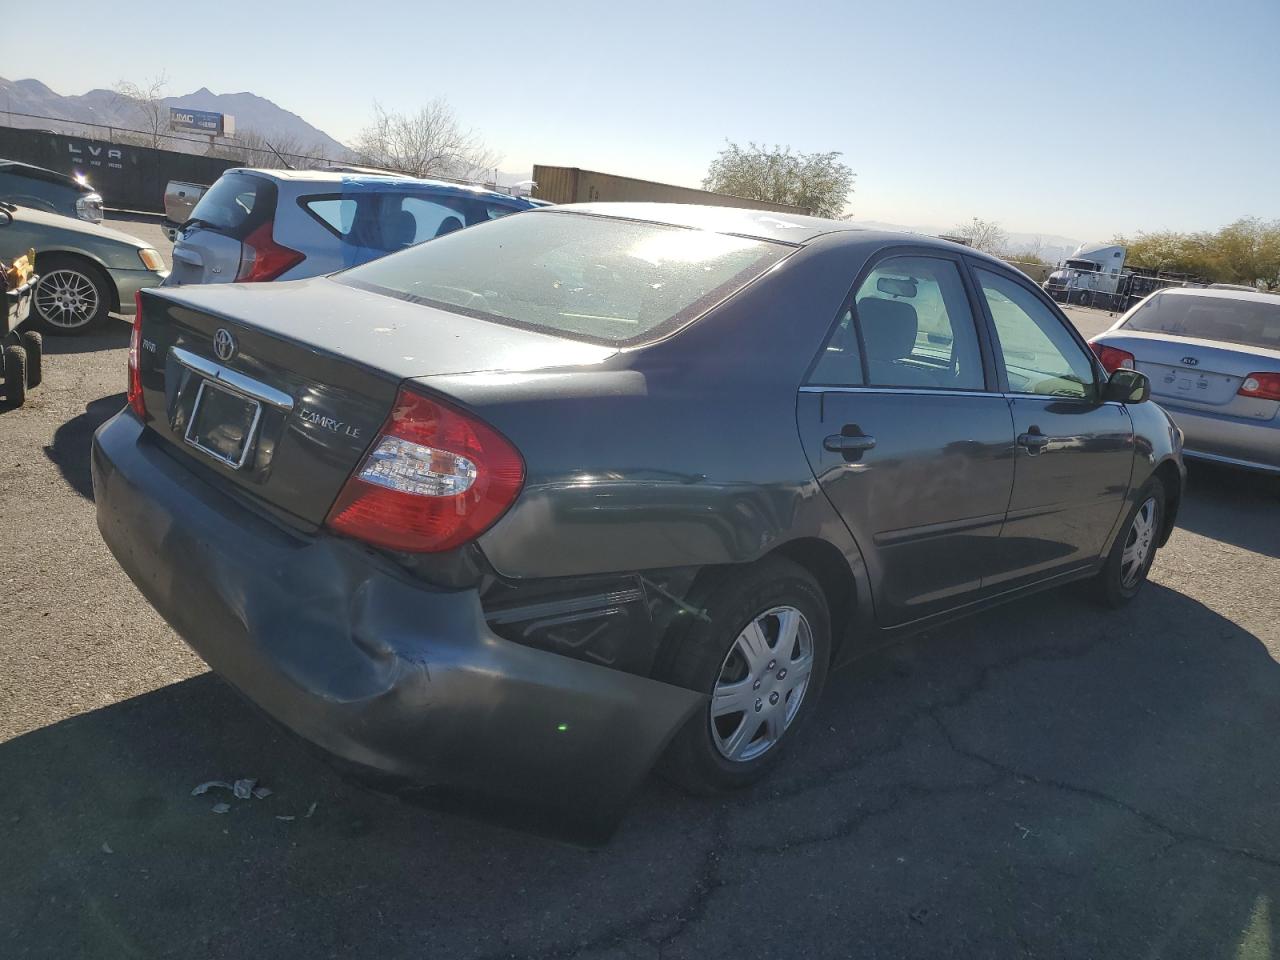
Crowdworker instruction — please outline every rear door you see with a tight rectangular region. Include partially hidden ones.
[797,252,1016,626]
[167,172,276,285]
[971,265,1133,588]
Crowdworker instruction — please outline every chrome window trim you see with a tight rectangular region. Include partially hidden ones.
[799,385,1005,399]
[171,346,294,410]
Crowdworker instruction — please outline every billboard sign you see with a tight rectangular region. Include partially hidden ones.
[169,107,233,137]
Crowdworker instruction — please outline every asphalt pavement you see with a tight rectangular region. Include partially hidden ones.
[1,223,1278,959]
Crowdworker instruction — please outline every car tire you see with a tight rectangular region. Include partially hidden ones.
[1093,476,1165,608]
[31,255,113,335]
[657,556,831,794]
[3,343,28,408]
[20,331,42,388]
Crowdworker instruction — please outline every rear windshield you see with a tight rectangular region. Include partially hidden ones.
[1125,293,1280,351]
[188,173,276,239]
[337,210,789,345]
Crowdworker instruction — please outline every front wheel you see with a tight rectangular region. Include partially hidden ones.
[31,255,113,335]
[658,557,831,794]
[1093,477,1165,607]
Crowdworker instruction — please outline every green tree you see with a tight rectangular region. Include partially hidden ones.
[703,142,854,218]
[1118,218,1280,288]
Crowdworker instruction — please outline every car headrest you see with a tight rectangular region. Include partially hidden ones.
[390,210,417,248]
[857,297,919,361]
[435,216,464,238]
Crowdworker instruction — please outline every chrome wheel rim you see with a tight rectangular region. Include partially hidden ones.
[710,605,815,763]
[1121,496,1159,588]
[35,269,100,329]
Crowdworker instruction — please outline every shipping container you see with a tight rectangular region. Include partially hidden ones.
[532,165,810,215]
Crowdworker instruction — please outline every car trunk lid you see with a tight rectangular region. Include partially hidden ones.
[1102,330,1280,417]
[134,277,615,528]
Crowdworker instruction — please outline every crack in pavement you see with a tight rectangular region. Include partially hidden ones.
[929,710,1280,872]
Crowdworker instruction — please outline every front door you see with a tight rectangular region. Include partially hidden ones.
[797,253,1016,626]
[970,265,1134,588]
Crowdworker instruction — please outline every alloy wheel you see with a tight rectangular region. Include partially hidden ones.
[1121,496,1159,589]
[710,605,815,763]
[34,269,101,330]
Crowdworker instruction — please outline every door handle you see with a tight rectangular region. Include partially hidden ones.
[824,433,877,453]
[1017,430,1051,452]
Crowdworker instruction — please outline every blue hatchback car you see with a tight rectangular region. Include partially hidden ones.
[165,167,541,287]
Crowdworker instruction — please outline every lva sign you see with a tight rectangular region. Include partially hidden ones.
[67,141,125,170]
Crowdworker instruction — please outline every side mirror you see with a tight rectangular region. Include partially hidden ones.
[1103,368,1150,404]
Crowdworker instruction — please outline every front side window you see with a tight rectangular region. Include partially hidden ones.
[847,256,986,390]
[976,267,1097,400]
[338,210,789,346]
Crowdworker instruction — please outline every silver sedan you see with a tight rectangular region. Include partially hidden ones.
[1090,287,1280,475]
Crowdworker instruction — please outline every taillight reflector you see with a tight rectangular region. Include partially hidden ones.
[236,220,305,282]
[127,291,146,418]
[1239,372,1280,402]
[1089,341,1136,373]
[326,387,524,553]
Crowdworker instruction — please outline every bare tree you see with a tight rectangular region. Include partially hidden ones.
[113,73,170,150]
[949,217,1008,254]
[354,101,496,180]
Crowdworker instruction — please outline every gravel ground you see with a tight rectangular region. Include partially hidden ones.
[2,224,1279,959]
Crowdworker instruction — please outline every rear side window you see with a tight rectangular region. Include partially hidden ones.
[338,210,789,346]
[1124,293,1280,351]
[301,190,513,252]
[188,173,276,239]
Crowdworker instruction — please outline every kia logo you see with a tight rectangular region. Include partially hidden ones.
[1181,356,1199,367]
[213,328,237,362]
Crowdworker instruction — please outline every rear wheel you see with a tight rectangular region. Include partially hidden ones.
[31,255,113,335]
[3,344,28,408]
[658,557,830,793]
[1093,477,1165,607]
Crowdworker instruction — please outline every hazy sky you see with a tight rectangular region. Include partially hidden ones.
[9,0,1277,240]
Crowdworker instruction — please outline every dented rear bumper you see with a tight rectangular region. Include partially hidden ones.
[92,410,703,832]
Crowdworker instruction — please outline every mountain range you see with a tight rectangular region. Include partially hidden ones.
[0,77,352,159]
[852,219,1084,265]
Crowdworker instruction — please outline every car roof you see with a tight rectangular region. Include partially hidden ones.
[1151,286,1279,305]
[0,158,88,190]
[545,202,993,257]
[225,167,530,204]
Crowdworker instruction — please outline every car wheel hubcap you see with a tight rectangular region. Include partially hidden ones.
[35,270,99,329]
[710,605,814,763]
[1121,496,1158,589]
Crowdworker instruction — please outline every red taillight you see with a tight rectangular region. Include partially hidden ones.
[1089,341,1136,373]
[325,387,525,553]
[1238,372,1280,402]
[127,291,146,418]
[235,220,304,282]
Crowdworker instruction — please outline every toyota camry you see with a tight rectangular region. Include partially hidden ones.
[92,203,1185,832]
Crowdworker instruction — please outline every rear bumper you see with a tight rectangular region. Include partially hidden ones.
[92,411,702,830]
[110,267,168,314]
[1159,402,1280,474]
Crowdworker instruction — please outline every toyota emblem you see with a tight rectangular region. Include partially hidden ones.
[213,328,237,362]
[1180,356,1199,367]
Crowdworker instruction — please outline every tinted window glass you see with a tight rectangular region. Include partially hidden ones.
[338,211,788,346]
[188,173,275,239]
[852,256,985,390]
[304,197,356,235]
[809,309,863,386]
[0,171,79,217]
[399,196,473,243]
[1124,292,1280,351]
[976,268,1097,400]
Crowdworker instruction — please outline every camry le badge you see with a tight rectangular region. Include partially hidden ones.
[213,328,238,362]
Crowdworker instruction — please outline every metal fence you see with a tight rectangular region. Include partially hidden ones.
[1044,270,1198,312]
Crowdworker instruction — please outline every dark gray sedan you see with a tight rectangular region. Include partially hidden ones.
[92,203,1184,832]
